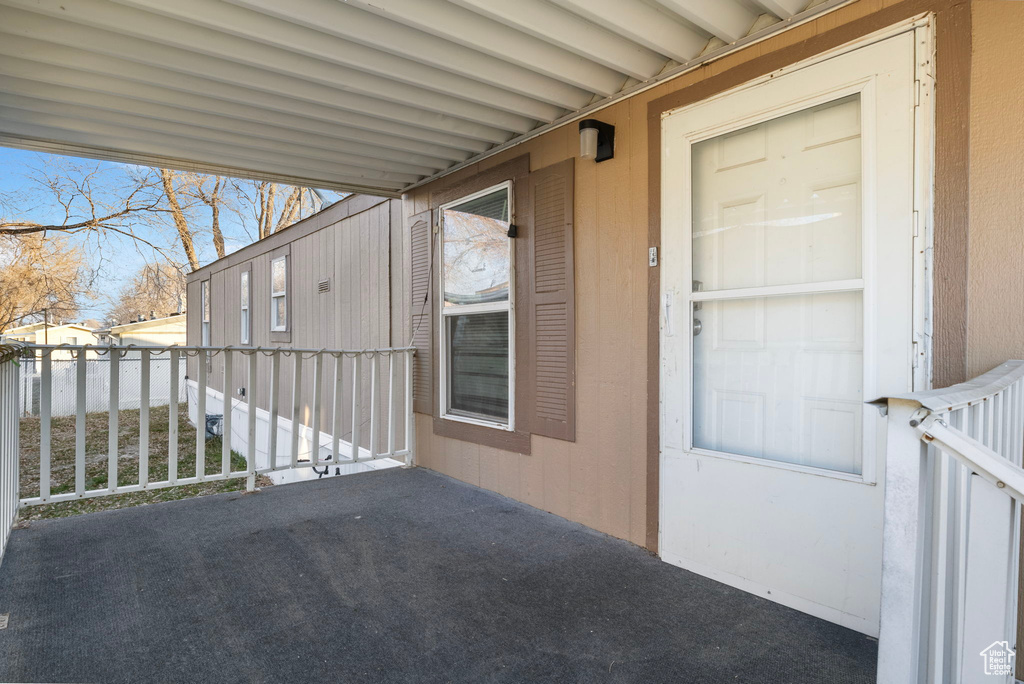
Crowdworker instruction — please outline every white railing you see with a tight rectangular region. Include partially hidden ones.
[18,344,416,507]
[878,361,1024,683]
[0,344,21,565]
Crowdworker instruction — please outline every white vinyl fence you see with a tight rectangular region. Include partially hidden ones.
[878,361,1024,684]
[0,345,20,566]
[18,352,186,417]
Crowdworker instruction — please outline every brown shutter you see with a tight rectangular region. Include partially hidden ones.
[527,159,575,441]
[409,209,433,414]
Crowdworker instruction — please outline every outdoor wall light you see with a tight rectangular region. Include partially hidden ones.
[579,119,614,162]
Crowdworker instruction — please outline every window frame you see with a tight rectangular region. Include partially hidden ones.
[201,279,211,346]
[239,268,251,344]
[438,180,516,431]
[270,256,288,333]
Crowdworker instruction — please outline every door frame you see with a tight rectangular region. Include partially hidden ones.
[651,15,935,551]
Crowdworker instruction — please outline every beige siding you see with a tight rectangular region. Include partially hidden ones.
[406,0,973,548]
[967,0,1024,378]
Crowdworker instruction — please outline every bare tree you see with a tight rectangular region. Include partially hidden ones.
[194,176,226,259]
[159,169,201,271]
[0,234,90,331]
[105,261,187,326]
[1,157,340,308]
[0,160,166,252]
[235,181,325,240]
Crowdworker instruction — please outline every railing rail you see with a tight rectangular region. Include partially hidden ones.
[878,360,1024,683]
[16,344,416,508]
[0,343,23,565]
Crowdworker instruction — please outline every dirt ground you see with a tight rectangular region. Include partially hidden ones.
[18,403,272,521]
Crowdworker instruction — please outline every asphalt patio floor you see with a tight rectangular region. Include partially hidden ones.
[0,467,876,683]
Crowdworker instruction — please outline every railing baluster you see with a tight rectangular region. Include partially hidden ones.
[310,352,322,466]
[196,349,207,479]
[40,352,51,502]
[222,350,233,476]
[168,349,178,485]
[369,353,379,460]
[290,352,303,467]
[268,351,280,471]
[1017,379,1024,467]
[405,349,415,467]
[108,349,119,493]
[351,354,362,463]
[75,349,87,497]
[331,354,342,464]
[387,352,395,458]
[246,352,257,489]
[139,348,150,489]
[10,344,418,511]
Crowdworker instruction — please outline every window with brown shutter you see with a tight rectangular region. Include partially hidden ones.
[527,159,575,441]
[414,154,575,453]
[409,209,433,414]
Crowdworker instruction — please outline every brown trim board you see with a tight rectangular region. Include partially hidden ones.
[645,0,971,553]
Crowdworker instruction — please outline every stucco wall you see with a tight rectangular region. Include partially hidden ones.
[407,0,973,548]
[967,0,1024,377]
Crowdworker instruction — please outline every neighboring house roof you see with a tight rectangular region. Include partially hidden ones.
[108,314,187,335]
[3,322,49,335]
[4,323,96,335]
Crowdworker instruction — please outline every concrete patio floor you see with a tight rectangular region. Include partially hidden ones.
[0,468,876,683]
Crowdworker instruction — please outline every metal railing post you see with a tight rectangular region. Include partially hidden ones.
[876,398,929,683]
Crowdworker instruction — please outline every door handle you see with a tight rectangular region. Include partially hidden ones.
[693,318,703,336]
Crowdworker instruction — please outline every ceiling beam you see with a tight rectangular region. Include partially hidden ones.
[748,0,808,19]
[0,94,443,178]
[652,0,764,43]
[548,0,710,64]
[0,134,400,196]
[0,74,458,170]
[227,0,592,110]
[0,36,501,152]
[338,0,629,97]
[113,0,567,122]
[450,0,668,80]
[0,0,537,136]
[0,104,422,186]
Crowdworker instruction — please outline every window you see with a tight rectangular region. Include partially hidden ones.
[65,336,77,345]
[440,183,513,428]
[689,95,865,475]
[240,270,251,344]
[201,279,211,346]
[271,256,287,332]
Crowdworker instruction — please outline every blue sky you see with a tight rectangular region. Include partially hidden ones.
[1,146,339,322]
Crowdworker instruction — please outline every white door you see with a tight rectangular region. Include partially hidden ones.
[660,32,919,636]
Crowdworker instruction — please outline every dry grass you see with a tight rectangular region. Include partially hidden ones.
[18,403,272,521]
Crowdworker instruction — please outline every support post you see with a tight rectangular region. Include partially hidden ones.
[876,398,929,683]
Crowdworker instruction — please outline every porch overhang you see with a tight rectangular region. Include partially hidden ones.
[0,0,849,196]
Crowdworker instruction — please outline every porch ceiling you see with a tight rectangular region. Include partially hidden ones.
[0,0,843,195]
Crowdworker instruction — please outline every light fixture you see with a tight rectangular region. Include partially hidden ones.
[579,119,615,162]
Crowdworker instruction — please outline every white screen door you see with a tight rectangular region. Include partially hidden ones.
[660,31,919,636]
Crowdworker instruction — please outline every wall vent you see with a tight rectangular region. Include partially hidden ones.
[317,278,330,294]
